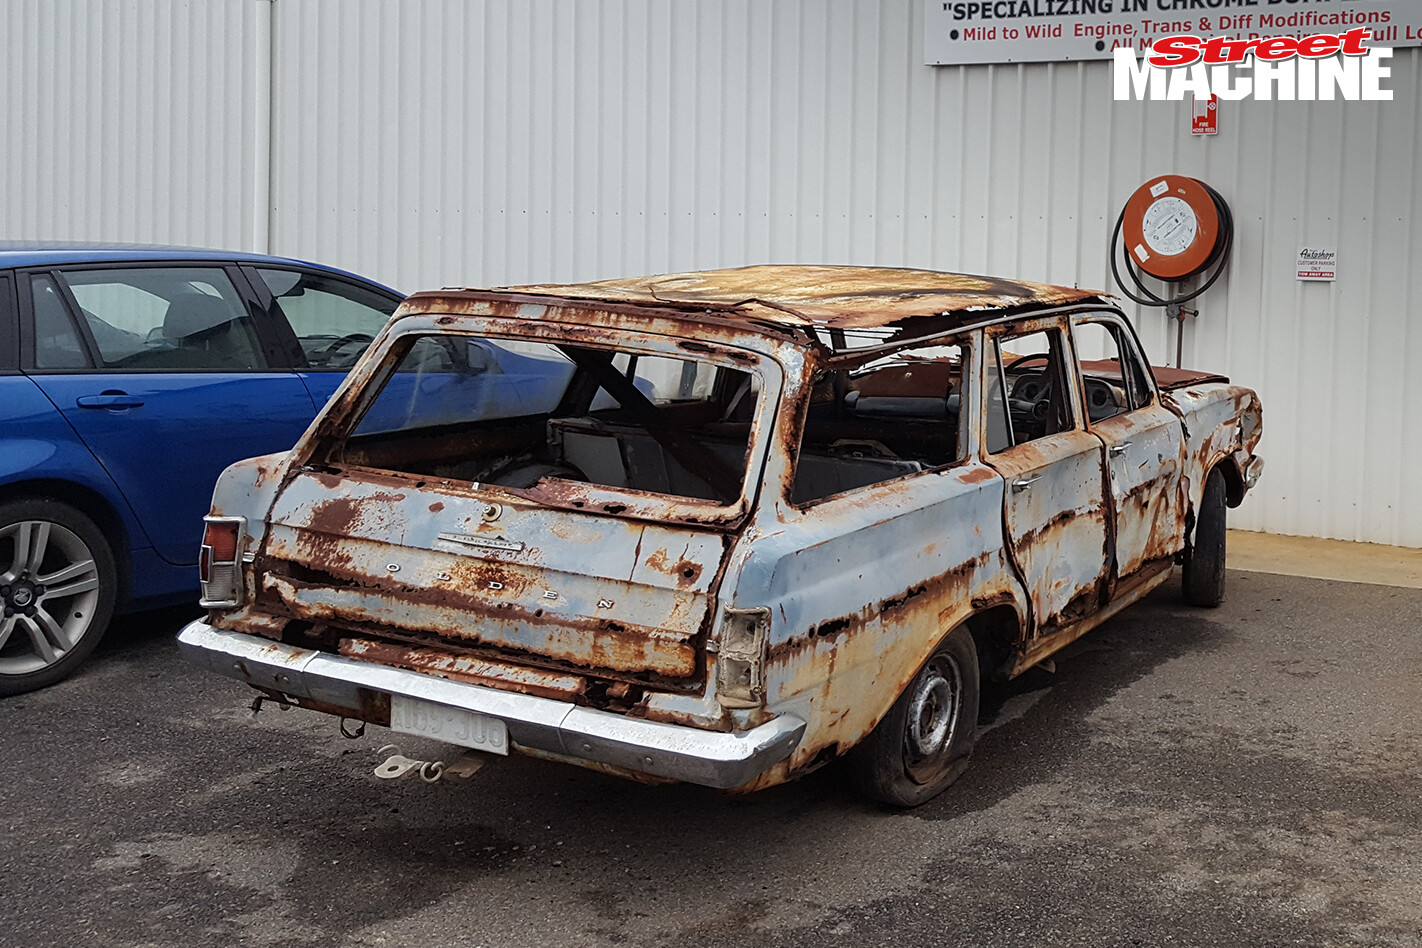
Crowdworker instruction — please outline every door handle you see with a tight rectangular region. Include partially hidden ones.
[1108,441,1133,457]
[76,393,145,410]
[1011,475,1041,493]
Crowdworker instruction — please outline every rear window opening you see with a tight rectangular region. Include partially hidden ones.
[791,342,969,504]
[330,334,761,507]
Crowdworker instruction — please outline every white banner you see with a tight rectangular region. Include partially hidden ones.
[924,0,1422,66]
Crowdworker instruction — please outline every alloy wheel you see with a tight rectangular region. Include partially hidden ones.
[0,520,104,676]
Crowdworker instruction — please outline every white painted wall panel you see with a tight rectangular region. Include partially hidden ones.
[3,1,1418,545]
[0,0,259,250]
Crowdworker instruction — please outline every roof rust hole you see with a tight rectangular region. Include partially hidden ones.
[603,504,626,514]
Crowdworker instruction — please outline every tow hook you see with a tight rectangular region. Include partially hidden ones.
[374,744,488,784]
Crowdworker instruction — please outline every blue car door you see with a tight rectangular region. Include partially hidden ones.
[20,265,315,566]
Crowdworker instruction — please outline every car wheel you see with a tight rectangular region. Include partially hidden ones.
[1182,466,1227,608]
[846,625,979,807]
[0,499,117,696]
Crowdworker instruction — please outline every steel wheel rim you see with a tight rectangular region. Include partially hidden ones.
[0,520,103,676]
[903,654,963,780]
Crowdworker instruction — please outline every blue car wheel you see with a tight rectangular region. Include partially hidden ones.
[0,498,117,696]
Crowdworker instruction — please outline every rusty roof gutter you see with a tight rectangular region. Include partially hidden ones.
[397,286,1119,366]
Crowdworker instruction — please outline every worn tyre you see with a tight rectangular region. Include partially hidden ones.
[1182,466,1227,607]
[847,625,980,807]
[0,499,117,696]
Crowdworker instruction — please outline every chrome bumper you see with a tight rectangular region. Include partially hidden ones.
[1243,453,1264,489]
[177,621,804,790]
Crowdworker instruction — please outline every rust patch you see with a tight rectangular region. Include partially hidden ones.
[340,637,590,703]
[307,491,407,536]
[428,501,445,513]
[880,584,928,615]
[958,466,999,485]
[262,563,699,680]
[1016,507,1078,549]
[645,548,705,587]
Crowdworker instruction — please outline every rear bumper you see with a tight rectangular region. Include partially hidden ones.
[177,621,804,790]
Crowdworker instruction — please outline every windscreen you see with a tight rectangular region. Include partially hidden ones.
[335,334,760,507]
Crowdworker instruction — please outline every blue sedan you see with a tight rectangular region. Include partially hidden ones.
[0,244,411,695]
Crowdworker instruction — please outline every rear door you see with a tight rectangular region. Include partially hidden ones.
[20,264,314,565]
[1071,314,1188,582]
[981,321,1111,631]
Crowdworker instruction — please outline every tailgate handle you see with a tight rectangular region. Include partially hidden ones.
[1108,441,1132,457]
[1011,475,1041,493]
[76,392,145,410]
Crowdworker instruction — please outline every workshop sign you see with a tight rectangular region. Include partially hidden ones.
[924,0,1422,66]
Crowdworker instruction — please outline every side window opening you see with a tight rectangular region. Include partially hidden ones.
[1072,318,1154,421]
[335,334,759,508]
[985,328,1075,453]
[791,341,968,505]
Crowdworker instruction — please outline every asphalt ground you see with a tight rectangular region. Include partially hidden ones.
[2,569,1419,948]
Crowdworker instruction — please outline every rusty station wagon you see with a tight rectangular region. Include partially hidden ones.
[179,265,1263,806]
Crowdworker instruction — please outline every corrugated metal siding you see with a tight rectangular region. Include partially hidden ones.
[3,0,1419,546]
[0,0,260,249]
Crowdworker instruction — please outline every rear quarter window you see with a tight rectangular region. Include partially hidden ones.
[791,340,970,504]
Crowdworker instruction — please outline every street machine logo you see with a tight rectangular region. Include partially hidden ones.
[1115,26,1394,101]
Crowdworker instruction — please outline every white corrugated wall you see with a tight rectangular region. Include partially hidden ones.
[1,0,262,248]
[3,0,1419,546]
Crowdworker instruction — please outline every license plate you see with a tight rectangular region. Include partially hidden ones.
[390,695,509,755]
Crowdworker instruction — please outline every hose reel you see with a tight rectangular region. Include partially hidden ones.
[1110,175,1234,367]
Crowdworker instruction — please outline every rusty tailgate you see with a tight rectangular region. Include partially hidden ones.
[253,470,727,685]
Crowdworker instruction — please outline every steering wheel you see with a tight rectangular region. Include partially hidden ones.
[1004,353,1050,372]
[317,333,375,365]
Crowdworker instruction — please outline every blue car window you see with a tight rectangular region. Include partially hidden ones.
[30,274,89,369]
[61,267,268,371]
[256,268,397,370]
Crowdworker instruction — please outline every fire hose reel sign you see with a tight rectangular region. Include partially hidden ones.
[1192,96,1218,136]
[1297,247,1338,281]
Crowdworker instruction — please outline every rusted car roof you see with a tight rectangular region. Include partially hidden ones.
[500,265,1104,329]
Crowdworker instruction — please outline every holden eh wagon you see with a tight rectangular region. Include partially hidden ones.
[178,265,1263,806]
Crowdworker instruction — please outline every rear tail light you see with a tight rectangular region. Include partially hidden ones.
[199,517,247,607]
[716,607,770,708]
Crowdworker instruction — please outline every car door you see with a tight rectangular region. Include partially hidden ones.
[1071,313,1188,584]
[20,264,315,566]
[981,319,1111,632]
[242,266,402,411]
